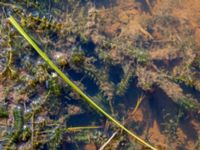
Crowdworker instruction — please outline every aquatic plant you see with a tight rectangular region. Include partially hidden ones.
[0,51,17,81]
[191,55,200,71]
[21,125,31,141]
[0,104,8,118]
[49,127,63,150]
[48,73,61,96]
[132,95,144,115]
[116,66,135,96]
[170,75,195,88]
[13,106,24,132]
[4,106,24,150]
[70,52,85,67]
[162,110,184,140]
[9,16,157,150]
[0,0,198,149]
[83,64,101,86]
[34,65,49,83]
[178,97,200,112]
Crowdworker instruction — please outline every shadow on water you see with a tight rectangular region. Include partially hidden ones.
[179,117,198,141]
[81,40,96,57]
[67,112,104,127]
[135,0,150,12]
[114,77,144,119]
[67,69,85,81]
[41,142,78,150]
[82,76,100,96]
[149,85,198,141]
[148,85,179,130]
[60,143,77,150]
[153,57,183,71]
[109,64,124,84]
[177,82,200,103]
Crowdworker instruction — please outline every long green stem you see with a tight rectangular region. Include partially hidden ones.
[66,126,102,132]
[8,16,157,150]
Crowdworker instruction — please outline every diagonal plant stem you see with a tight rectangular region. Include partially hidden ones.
[8,16,157,150]
[99,131,118,150]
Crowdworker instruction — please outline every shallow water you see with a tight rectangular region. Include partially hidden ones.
[0,0,200,150]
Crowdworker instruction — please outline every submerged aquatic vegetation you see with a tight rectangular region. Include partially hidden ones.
[178,97,200,112]
[191,55,200,71]
[0,51,17,81]
[132,95,144,115]
[70,52,85,67]
[116,66,135,96]
[9,16,157,150]
[48,126,63,150]
[13,106,24,132]
[162,110,184,140]
[48,73,61,96]
[0,104,8,118]
[0,0,199,149]
[4,106,24,150]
